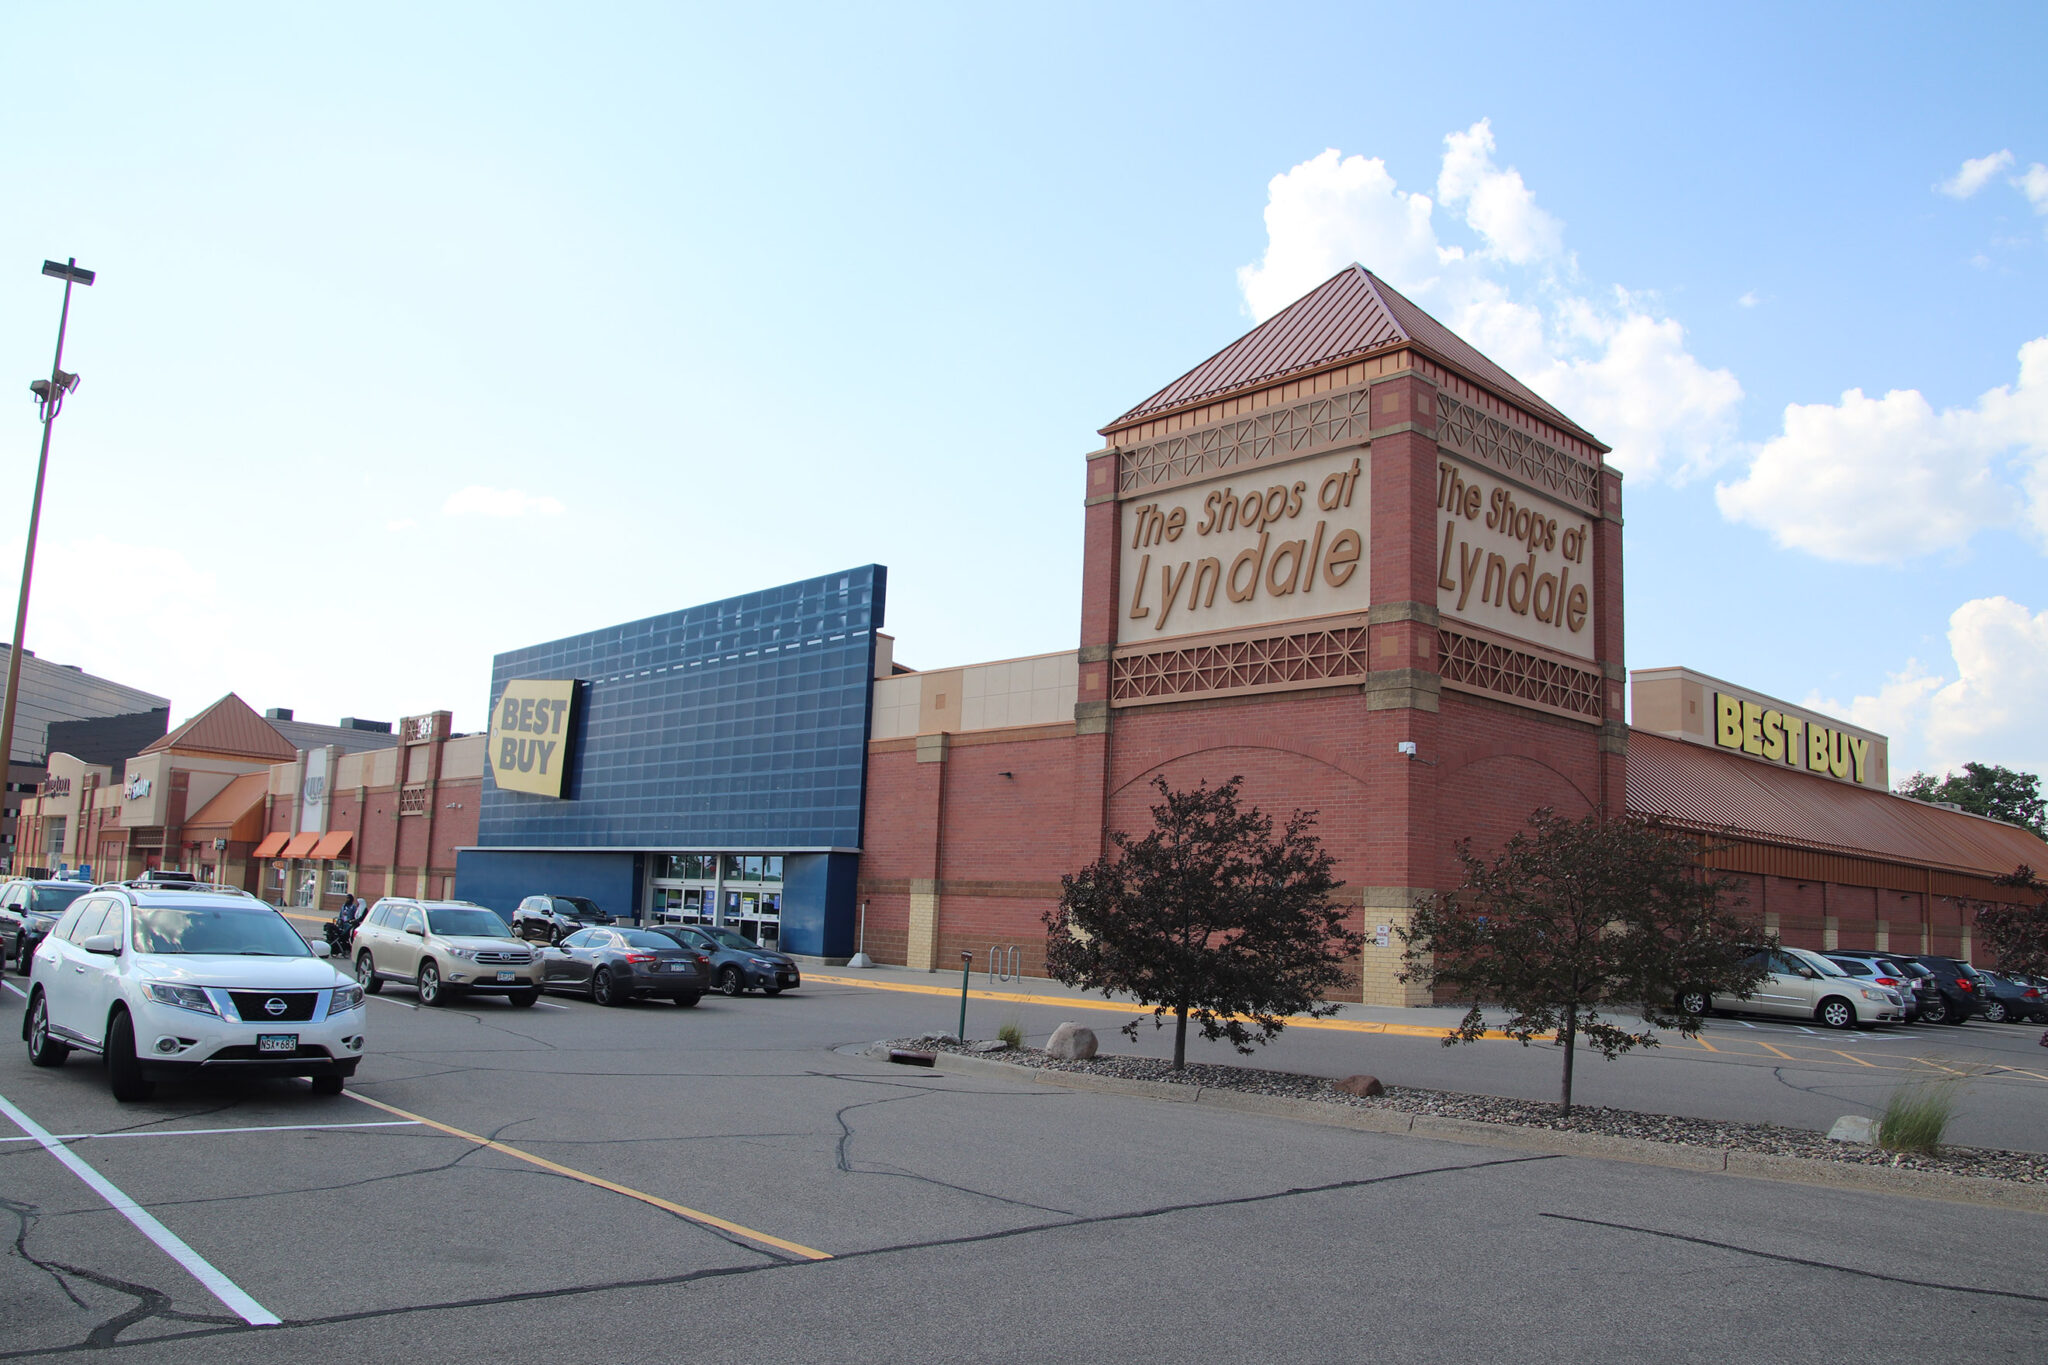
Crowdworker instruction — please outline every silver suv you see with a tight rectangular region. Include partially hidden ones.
[353,899,541,1007]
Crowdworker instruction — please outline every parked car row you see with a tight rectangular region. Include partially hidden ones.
[343,897,799,1008]
[1679,943,2043,1029]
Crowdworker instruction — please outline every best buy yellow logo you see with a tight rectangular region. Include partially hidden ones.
[488,679,579,797]
[1714,692,1870,784]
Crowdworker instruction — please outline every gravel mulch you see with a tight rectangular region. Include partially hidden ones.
[884,1035,2048,1185]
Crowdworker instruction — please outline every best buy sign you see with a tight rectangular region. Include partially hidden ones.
[488,678,579,798]
[1714,692,1876,787]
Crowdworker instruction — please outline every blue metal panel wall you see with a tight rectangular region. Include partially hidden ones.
[779,852,859,958]
[454,849,643,923]
[476,566,885,850]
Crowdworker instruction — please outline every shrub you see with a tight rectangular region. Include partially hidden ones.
[996,1018,1024,1051]
[1878,1073,1965,1154]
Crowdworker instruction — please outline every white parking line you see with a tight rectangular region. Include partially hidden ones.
[0,1119,421,1144]
[0,1091,281,1326]
[3,980,26,999]
[368,994,418,1009]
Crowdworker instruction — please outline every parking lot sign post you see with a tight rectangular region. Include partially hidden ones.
[958,951,972,1041]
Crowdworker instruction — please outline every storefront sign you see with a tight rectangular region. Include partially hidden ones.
[1118,446,1371,643]
[124,775,151,800]
[300,747,331,835]
[402,713,443,743]
[42,776,71,798]
[1714,693,1873,785]
[1435,457,1596,660]
[488,678,579,797]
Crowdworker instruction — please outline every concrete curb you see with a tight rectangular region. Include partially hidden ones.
[923,1051,2048,1214]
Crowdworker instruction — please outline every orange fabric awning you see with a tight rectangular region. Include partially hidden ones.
[280,831,321,858]
[253,831,291,859]
[311,830,353,860]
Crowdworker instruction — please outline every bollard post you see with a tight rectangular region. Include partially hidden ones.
[957,951,972,1040]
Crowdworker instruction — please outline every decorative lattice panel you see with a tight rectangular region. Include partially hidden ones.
[1438,629,1602,720]
[1118,390,1372,493]
[1435,393,1601,513]
[1112,627,1371,703]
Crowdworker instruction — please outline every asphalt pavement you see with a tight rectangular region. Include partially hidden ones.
[0,956,2042,1362]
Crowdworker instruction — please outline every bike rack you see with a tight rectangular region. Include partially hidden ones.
[987,945,1020,984]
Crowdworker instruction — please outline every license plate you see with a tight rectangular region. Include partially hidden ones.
[257,1034,298,1054]
[781,974,798,984]
[497,970,517,982]
[666,963,689,972]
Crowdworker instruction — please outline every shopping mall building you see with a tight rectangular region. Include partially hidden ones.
[33,266,2034,999]
[437,266,2048,998]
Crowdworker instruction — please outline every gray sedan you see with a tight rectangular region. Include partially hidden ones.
[539,927,710,1006]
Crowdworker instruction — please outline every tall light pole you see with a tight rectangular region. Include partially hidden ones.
[0,258,95,873]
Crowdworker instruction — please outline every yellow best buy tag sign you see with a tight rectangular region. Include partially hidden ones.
[488,678,579,797]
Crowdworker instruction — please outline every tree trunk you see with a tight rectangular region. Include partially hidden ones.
[1559,1012,1578,1114]
[1173,1000,1189,1070]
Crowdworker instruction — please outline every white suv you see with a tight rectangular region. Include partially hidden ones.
[22,883,366,1101]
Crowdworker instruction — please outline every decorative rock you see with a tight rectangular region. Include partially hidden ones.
[1828,1115,1878,1144]
[968,1039,1011,1053]
[1334,1075,1386,1098]
[1045,1023,1098,1060]
[915,1032,961,1045]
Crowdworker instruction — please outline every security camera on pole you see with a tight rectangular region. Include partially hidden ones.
[0,257,95,871]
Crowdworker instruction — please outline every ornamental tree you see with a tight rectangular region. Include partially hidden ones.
[1043,775,1360,1070]
[1974,866,2048,979]
[1398,809,1768,1114]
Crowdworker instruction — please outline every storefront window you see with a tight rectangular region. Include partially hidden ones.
[328,867,350,895]
[764,856,783,882]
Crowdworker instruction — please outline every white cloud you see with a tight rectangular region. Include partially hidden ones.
[1938,149,2015,199]
[1237,125,1742,482]
[1818,597,2048,777]
[1736,291,1760,309]
[1715,337,2048,561]
[1435,119,1564,266]
[2017,162,2048,214]
[442,485,565,518]
[384,518,419,533]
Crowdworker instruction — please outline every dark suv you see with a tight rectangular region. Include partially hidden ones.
[0,879,93,975]
[511,894,615,943]
[1907,955,1982,1025]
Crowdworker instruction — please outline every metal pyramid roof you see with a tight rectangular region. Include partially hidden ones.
[140,693,299,763]
[1107,264,1598,445]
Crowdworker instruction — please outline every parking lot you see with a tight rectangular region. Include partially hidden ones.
[2,955,2044,1362]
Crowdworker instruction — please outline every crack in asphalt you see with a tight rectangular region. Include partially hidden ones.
[0,1152,1555,1358]
[1539,1213,2048,1303]
[3,1194,239,1348]
[828,1086,1079,1217]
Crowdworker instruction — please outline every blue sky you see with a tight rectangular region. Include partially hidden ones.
[2,2,2042,783]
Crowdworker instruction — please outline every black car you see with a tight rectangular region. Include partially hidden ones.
[1975,970,2047,1024]
[511,894,615,943]
[650,924,801,997]
[0,878,93,975]
[1907,955,1983,1025]
[538,926,709,1005]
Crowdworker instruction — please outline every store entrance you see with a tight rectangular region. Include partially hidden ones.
[647,853,783,947]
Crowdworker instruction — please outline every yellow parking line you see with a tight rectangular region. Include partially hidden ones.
[1830,1049,1876,1068]
[1755,1041,1794,1061]
[1689,1035,1719,1053]
[344,1092,830,1261]
[805,973,1533,1042]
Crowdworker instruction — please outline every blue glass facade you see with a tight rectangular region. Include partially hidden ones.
[459,567,884,957]
[475,566,884,850]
